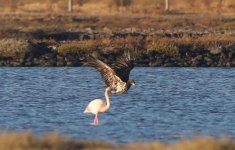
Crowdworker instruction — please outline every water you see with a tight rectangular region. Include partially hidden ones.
[0,67,234,143]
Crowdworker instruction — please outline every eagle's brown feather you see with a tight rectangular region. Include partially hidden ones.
[112,52,135,82]
[85,52,135,93]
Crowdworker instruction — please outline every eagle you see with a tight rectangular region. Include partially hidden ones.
[86,52,135,94]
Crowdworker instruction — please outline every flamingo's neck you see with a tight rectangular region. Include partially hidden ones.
[104,87,110,111]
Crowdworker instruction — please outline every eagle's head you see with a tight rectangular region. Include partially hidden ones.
[129,80,136,87]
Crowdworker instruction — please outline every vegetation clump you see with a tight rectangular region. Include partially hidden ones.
[146,38,180,57]
[0,39,31,58]
[0,132,234,150]
[0,132,112,150]
[56,41,96,55]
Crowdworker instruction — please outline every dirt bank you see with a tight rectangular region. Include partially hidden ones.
[0,14,234,67]
[0,132,234,150]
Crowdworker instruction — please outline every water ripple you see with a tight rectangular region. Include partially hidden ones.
[0,67,235,143]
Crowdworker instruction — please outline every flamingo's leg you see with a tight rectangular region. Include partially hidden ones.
[94,114,99,125]
[96,114,99,125]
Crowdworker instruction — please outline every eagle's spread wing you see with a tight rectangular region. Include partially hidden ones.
[112,51,135,82]
[86,55,121,87]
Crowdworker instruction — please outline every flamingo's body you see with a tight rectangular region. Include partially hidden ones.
[84,87,111,125]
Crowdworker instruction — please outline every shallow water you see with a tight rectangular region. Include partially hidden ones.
[0,67,235,143]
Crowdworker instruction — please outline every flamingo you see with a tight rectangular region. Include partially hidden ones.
[85,51,136,94]
[84,87,111,125]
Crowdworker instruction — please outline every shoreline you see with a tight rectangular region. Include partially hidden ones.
[0,38,234,67]
[0,132,234,150]
[0,14,234,67]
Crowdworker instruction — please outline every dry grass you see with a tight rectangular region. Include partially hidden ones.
[122,137,235,150]
[0,39,31,58]
[0,132,234,150]
[57,41,96,55]
[0,33,234,60]
[0,0,234,15]
[0,13,234,35]
[146,38,180,57]
[0,131,112,150]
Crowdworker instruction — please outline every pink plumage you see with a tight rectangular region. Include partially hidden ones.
[84,87,111,125]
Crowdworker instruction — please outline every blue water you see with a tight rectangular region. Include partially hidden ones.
[0,67,234,143]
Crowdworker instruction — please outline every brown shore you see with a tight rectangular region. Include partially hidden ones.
[0,132,234,150]
[0,13,234,67]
